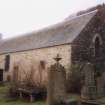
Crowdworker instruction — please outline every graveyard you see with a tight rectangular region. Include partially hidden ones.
[0,54,105,105]
[0,4,105,105]
[0,83,79,105]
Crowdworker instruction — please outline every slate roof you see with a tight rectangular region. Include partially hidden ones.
[0,10,97,54]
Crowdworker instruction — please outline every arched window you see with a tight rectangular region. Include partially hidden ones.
[92,34,102,58]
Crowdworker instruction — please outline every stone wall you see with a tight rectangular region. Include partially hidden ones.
[0,44,71,82]
[71,13,105,64]
[71,12,105,97]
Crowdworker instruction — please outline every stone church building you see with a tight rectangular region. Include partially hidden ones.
[0,6,105,92]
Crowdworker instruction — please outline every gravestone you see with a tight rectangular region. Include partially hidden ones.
[81,62,97,100]
[81,62,98,105]
[47,54,66,105]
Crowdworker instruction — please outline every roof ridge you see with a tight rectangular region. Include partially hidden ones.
[65,9,97,22]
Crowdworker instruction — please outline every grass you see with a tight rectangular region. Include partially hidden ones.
[0,84,81,105]
[0,100,44,105]
[0,84,45,105]
[98,97,105,104]
[67,94,80,100]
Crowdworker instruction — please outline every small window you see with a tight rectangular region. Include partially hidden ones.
[40,60,46,69]
[95,37,100,57]
[5,55,10,71]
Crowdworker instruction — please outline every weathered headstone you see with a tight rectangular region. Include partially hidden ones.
[47,54,66,105]
[80,63,100,105]
[81,62,97,100]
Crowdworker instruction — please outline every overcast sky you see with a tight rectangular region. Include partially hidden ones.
[0,0,104,39]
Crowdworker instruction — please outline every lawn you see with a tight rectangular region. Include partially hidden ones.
[0,84,45,105]
[0,84,81,105]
